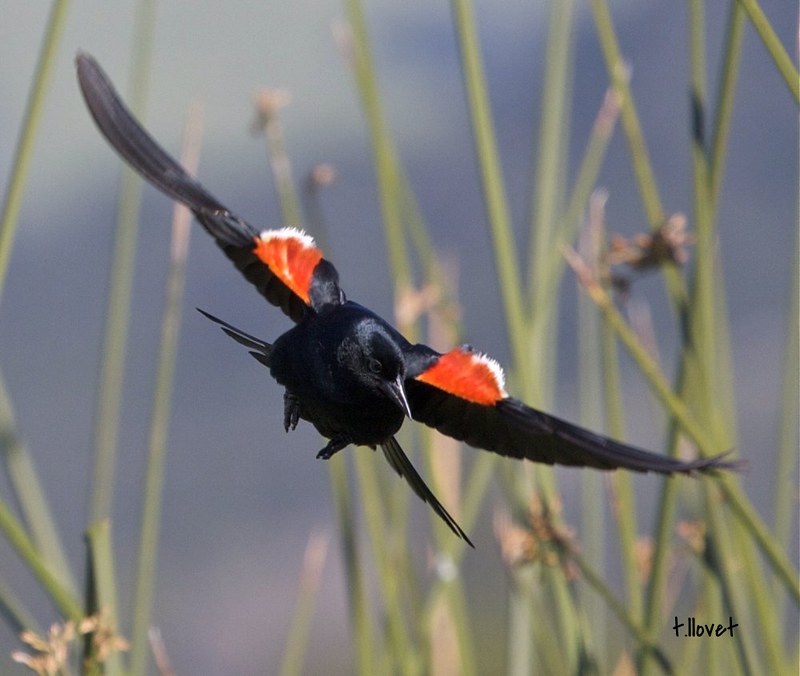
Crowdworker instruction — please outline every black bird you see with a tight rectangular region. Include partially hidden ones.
[76,53,737,546]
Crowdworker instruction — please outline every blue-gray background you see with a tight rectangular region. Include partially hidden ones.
[0,1,796,673]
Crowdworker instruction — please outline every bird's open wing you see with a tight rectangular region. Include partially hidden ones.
[76,52,341,321]
[380,436,473,547]
[406,346,739,475]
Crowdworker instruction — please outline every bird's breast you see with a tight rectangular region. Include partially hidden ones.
[268,309,405,445]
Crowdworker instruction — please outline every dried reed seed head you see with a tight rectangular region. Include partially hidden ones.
[251,88,292,132]
[606,213,693,271]
[309,163,336,187]
[676,520,707,554]
[253,87,292,116]
[493,510,538,567]
[12,613,129,674]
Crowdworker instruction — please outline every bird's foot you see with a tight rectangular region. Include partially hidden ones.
[283,392,301,432]
[317,435,350,460]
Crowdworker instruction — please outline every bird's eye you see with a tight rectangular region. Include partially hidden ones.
[368,358,383,374]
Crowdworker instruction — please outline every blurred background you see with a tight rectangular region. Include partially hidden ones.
[0,1,796,673]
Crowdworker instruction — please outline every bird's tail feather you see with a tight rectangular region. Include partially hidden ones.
[380,436,473,547]
[197,309,272,366]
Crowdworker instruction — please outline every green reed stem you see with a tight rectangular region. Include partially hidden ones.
[735,0,800,103]
[89,0,158,525]
[129,104,198,676]
[0,0,70,302]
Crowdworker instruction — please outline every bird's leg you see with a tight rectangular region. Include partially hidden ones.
[317,434,350,460]
[283,391,301,432]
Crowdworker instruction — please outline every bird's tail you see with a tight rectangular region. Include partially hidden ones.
[197,309,272,368]
[380,436,474,547]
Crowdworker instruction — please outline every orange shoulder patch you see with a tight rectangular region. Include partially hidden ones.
[415,348,507,405]
[252,228,324,304]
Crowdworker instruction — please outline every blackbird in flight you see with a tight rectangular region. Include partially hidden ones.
[77,53,736,546]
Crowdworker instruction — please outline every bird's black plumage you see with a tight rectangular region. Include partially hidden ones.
[77,52,739,547]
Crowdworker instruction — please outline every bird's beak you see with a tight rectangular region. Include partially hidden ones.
[384,374,413,420]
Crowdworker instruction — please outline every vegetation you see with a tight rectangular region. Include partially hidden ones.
[0,0,796,673]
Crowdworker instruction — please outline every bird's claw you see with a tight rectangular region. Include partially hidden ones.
[283,391,301,432]
[317,435,350,460]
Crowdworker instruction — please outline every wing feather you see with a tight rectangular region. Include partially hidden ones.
[77,52,335,323]
[407,356,738,475]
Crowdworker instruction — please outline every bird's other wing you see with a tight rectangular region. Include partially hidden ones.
[380,436,473,547]
[76,52,342,321]
[405,346,741,475]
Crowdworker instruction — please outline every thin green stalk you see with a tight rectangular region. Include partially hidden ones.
[449,0,528,388]
[638,388,689,675]
[773,228,799,628]
[687,0,738,446]
[570,551,672,673]
[0,0,70,302]
[774,229,799,542]
[700,492,758,674]
[732,508,786,673]
[735,0,800,103]
[255,93,304,230]
[279,533,329,676]
[687,0,729,447]
[601,323,642,622]
[577,222,607,666]
[506,567,535,676]
[396,174,439,287]
[0,573,40,636]
[707,263,783,666]
[89,0,158,525]
[528,0,575,290]
[329,458,375,675]
[302,165,333,253]
[421,454,493,631]
[707,3,746,211]
[352,451,419,674]
[589,0,663,229]
[432,583,477,676]
[527,0,576,404]
[458,454,494,537]
[0,495,81,622]
[343,0,410,289]
[418,435,476,669]
[129,105,198,676]
[386,428,414,550]
[422,452,495,594]
[0,370,76,596]
[85,520,124,675]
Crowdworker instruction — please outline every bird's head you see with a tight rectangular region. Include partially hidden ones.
[338,322,413,419]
